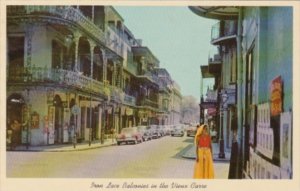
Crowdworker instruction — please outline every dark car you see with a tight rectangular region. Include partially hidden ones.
[116,127,143,145]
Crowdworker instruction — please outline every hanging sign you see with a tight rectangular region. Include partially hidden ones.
[270,76,282,116]
[280,112,292,173]
[256,102,274,159]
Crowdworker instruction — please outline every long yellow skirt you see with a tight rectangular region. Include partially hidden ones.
[193,148,214,179]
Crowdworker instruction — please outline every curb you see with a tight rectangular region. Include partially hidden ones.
[8,143,117,152]
[181,153,230,162]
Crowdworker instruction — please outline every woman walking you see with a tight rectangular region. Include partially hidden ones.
[193,124,214,179]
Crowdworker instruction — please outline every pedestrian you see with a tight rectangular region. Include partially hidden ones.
[10,119,22,149]
[193,124,215,179]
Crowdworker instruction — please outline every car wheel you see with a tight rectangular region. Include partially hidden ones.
[117,142,120,145]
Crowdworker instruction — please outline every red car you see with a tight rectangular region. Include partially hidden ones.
[116,127,143,145]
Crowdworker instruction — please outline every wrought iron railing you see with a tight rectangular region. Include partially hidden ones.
[7,67,109,96]
[137,97,159,108]
[106,26,124,57]
[211,20,237,42]
[124,94,136,105]
[7,6,105,43]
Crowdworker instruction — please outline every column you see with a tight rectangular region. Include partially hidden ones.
[25,25,35,69]
[73,33,81,72]
[118,107,122,133]
[97,105,102,139]
[92,6,95,23]
[117,61,123,88]
[88,40,96,78]
[101,49,107,82]
[112,61,117,87]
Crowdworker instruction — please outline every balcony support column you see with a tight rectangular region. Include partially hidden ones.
[88,40,96,79]
[116,61,123,89]
[25,24,35,69]
[101,49,107,82]
[112,61,117,87]
[92,6,95,23]
[73,33,81,72]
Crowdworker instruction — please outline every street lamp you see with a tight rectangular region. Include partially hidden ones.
[199,95,204,124]
[25,88,31,150]
[218,91,228,159]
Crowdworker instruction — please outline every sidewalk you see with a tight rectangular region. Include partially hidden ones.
[10,139,117,152]
[181,143,231,162]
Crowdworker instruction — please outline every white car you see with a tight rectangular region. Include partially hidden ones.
[171,126,184,137]
[116,127,143,145]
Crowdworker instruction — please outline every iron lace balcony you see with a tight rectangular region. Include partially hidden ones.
[211,20,237,45]
[7,6,106,44]
[7,67,109,97]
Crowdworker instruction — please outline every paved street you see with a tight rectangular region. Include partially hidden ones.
[7,136,229,178]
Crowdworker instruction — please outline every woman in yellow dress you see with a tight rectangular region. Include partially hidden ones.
[193,124,214,179]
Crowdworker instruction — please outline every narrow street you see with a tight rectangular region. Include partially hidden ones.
[7,136,229,178]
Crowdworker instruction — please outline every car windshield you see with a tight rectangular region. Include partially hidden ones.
[137,126,146,131]
[121,128,135,133]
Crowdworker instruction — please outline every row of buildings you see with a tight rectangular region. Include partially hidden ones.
[7,6,182,146]
[190,7,292,179]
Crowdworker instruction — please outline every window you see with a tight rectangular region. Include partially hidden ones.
[8,36,25,68]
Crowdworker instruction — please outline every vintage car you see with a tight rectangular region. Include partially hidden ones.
[137,126,152,141]
[171,125,184,137]
[116,127,143,145]
[148,125,161,139]
[186,126,197,137]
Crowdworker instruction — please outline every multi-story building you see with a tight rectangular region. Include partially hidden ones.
[190,6,293,179]
[170,81,182,125]
[132,46,160,126]
[154,68,173,125]
[7,6,180,147]
[7,6,123,146]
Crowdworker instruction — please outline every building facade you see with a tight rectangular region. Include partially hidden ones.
[191,6,293,179]
[7,6,182,147]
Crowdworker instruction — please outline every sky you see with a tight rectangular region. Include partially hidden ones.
[114,6,216,101]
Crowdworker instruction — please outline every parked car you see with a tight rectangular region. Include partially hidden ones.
[137,126,152,141]
[157,125,165,137]
[116,127,143,145]
[164,125,171,135]
[171,126,184,137]
[186,126,197,137]
[149,125,161,139]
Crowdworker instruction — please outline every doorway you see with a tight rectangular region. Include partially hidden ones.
[7,94,26,146]
[53,95,63,143]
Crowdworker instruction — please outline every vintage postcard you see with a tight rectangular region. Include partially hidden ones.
[1,0,300,191]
